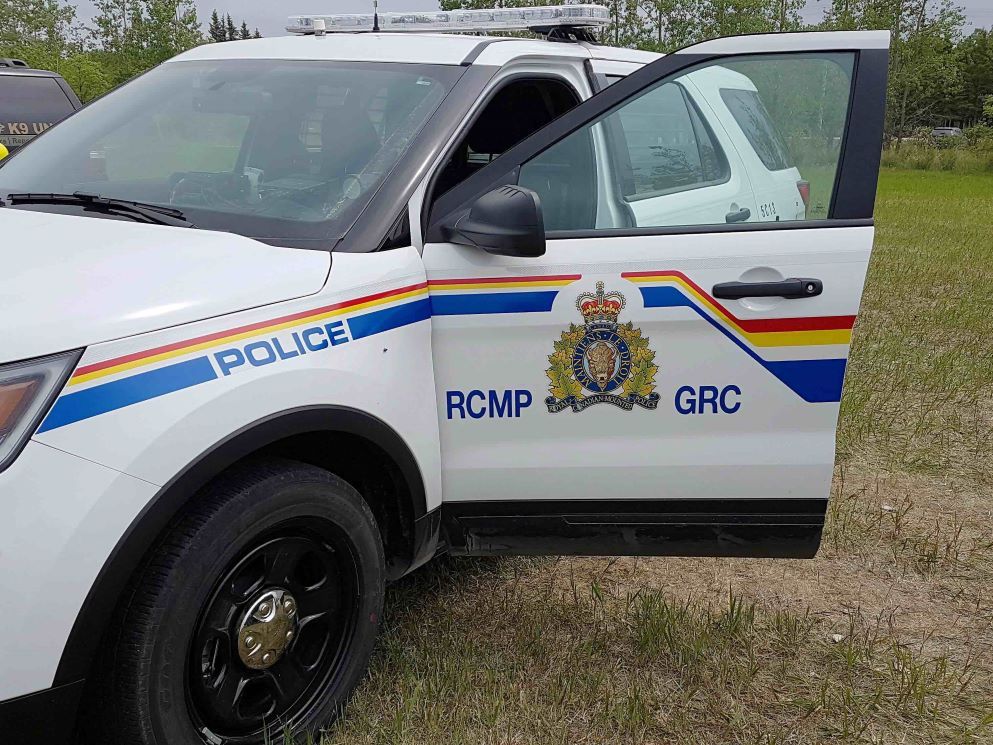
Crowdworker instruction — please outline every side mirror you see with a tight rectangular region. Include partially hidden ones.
[446,184,545,257]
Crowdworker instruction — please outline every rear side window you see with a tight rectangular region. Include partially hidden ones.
[615,82,729,199]
[720,88,792,171]
[0,75,75,151]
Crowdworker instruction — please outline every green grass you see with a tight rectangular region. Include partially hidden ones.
[304,170,993,744]
[839,170,993,482]
[881,145,993,174]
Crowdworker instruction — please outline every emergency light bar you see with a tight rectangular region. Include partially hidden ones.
[286,4,610,35]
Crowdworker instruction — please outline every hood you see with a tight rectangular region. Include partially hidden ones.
[1,209,331,363]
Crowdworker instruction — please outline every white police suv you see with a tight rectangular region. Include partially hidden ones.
[0,6,889,742]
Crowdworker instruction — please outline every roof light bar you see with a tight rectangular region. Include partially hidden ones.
[287,4,610,35]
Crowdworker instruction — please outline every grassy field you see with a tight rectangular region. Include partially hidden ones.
[320,170,993,744]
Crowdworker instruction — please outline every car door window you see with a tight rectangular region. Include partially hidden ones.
[518,52,856,230]
[615,82,729,199]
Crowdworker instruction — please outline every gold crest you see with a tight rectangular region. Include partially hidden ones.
[545,282,660,413]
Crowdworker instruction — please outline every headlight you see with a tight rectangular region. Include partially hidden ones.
[0,350,81,473]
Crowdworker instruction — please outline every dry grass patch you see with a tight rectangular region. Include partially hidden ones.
[318,549,992,744]
[320,466,993,743]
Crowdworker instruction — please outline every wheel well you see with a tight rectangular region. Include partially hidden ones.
[55,406,428,690]
[254,431,416,577]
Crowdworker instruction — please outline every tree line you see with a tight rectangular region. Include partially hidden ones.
[0,1,260,101]
[2,0,990,140]
[442,0,992,139]
[207,10,261,43]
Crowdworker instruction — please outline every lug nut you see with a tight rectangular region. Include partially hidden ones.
[262,652,272,665]
[286,630,294,641]
[258,602,270,615]
[244,635,254,647]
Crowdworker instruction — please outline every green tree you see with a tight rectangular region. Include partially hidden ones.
[820,0,966,140]
[699,0,778,37]
[239,21,251,40]
[638,0,701,52]
[949,29,993,124]
[207,9,226,42]
[91,0,203,87]
[224,13,237,41]
[253,28,262,39]
[0,0,79,70]
[0,0,117,99]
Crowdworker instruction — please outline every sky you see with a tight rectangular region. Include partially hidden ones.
[71,0,993,37]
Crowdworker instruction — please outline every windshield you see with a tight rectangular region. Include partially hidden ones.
[0,60,460,246]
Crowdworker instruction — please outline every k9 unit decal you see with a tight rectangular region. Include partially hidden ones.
[545,283,660,414]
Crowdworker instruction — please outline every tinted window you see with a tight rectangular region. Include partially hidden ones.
[0,60,460,244]
[720,88,792,171]
[615,82,728,199]
[515,52,856,231]
[0,75,75,151]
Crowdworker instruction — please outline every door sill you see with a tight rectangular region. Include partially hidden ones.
[441,498,827,559]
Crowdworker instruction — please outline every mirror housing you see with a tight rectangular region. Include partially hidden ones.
[446,185,545,257]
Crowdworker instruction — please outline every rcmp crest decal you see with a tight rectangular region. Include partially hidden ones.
[545,282,660,413]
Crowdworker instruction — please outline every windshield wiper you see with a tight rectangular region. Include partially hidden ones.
[3,191,195,228]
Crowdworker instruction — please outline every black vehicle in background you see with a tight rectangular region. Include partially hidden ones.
[0,59,82,154]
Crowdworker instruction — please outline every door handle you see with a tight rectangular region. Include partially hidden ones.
[725,207,751,223]
[712,278,823,300]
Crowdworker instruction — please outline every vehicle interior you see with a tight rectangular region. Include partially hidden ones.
[431,76,597,230]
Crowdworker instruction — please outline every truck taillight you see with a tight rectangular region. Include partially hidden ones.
[796,180,811,211]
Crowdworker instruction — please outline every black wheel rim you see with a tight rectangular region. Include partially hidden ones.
[187,518,358,741]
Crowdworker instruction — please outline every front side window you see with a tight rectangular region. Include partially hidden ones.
[0,60,460,244]
[518,52,855,231]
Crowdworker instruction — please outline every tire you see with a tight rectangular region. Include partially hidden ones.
[86,458,385,744]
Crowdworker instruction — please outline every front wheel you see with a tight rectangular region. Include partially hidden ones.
[89,459,385,744]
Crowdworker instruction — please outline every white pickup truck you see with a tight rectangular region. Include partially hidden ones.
[0,9,889,744]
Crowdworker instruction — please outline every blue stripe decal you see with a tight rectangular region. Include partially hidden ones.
[347,297,431,340]
[430,291,558,316]
[638,286,845,403]
[39,298,434,433]
[39,356,218,433]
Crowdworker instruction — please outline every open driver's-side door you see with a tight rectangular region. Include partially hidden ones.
[423,32,889,559]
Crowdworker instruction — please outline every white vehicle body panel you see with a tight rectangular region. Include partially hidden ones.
[582,44,661,64]
[0,442,158,699]
[33,248,442,502]
[1,209,329,362]
[424,228,870,503]
[685,68,806,221]
[684,29,890,53]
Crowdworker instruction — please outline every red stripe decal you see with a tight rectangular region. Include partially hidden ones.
[74,281,428,378]
[621,270,855,333]
[427,274,581,285]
